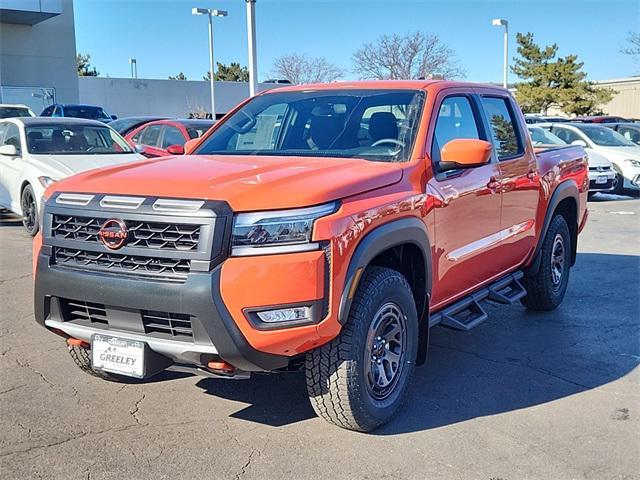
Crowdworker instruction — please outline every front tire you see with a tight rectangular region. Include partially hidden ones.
[611,166,624,195]
[305,267,418,432]
[68,344,131,383]
[21,184,39,236]
[521,214,572,311]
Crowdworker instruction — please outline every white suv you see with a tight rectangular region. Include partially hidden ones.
[541,123,640,194]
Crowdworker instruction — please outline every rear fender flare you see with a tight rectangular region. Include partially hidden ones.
[526,180,579,276]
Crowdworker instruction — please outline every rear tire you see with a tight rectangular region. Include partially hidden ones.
[305,267,418,432]
[521,214,571,311]
[21,185,39,236]
[68,344,131,383]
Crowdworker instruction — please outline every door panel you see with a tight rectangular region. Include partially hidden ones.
[0,124,26,212]
[427,93,503,308]
[429,165,503,308]
[480,94,538,271]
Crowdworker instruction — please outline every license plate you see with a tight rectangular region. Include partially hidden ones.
[92,334,145,378]
[596,175,608,184]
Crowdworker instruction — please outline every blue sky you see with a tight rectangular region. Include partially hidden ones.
[74,0,639,83]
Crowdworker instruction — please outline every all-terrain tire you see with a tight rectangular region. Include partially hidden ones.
[68,344,131,382]
[305,266,419,432]
[521,214,572,311]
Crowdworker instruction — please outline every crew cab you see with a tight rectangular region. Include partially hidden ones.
[33,81,588,432]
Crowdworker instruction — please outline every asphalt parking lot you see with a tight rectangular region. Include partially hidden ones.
[1,194,639,480]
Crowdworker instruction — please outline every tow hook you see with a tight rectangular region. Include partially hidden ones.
[207,360,235,375]
[66,337,89,349]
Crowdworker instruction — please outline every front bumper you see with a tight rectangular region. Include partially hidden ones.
[588,170,616,192]
[34,247,291,373]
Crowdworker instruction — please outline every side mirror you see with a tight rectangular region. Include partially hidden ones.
[134,144,146,154]
[184,138,200,154]
[438,139,492,172]
[166,144,185,155]
[571,139,587,148]
[0,144,18,156]
[111,114,118,120]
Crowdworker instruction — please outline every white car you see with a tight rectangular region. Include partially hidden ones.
[541,123,640,194]
[0,104,36,119]
[0,117,145,235]
[528,126,616,194]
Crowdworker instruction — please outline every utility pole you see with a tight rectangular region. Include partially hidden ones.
[245,0,258,97]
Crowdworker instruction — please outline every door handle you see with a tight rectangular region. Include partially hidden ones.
[486,176,501,192]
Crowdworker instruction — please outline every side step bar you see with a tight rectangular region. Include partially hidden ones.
[429,271,527,331]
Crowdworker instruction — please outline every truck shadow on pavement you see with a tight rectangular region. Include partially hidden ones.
[195,252,640,434]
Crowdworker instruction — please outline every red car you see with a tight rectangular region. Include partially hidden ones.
[578,115,630,123]
[125,119,214,157]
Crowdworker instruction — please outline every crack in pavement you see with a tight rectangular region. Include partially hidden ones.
[14,359,55,387]
[0,384,26,395]
[129,394,146,425]
[234,449,258,480]
[431,343,593,390]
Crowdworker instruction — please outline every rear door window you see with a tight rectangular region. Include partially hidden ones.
[162,126,186,148]
[481,97,523,160]
[551,127,582,144]
[138,125,162,147]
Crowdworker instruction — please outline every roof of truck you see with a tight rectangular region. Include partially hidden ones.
[266,80,507,93]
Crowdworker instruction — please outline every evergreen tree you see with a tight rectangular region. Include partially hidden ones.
[511,33,613,115]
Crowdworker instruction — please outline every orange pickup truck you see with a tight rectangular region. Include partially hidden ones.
[34,81,588,432]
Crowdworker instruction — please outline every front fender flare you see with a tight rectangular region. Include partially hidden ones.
[338,217,431,325]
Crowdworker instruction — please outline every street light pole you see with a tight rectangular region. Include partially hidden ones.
[129,58,137,79]
[192,7,227,120]
[207,11,216,119]
[492,18,509,88]
[245,0,258,97]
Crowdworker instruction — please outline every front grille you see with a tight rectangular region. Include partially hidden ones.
[62,299,108,325]
[53,247,190,281]
[142,310,193,338]
[59,298,193,340]
[52,215,201,251]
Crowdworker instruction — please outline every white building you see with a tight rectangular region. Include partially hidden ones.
[0,0,79,112]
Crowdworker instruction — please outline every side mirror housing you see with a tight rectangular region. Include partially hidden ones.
[184,138,200,154]
[166,144,185,155]
[110,114,118,120]
[134,144,146,155]
[438,139,493,172]
[571,139,587,148]
[0,144,18,156]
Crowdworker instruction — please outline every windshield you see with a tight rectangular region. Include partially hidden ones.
[577,125,636,147]
[194,89,425,162]
[26,125,134,155]
[64,106,111,121]
[0,106,34,119]
[528,127,566,146]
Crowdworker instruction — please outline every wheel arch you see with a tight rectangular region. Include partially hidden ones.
[526,180,579,276]
[337,217,432,365]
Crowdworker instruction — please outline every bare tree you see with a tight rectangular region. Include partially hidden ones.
[271,54,343,84]
[352,31,465,80]
[621,31,640,60]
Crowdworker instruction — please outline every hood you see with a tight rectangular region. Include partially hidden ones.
[52,154,404,211]
[585,149,612,168]
[30,153,145,179]
[591,146,640,161]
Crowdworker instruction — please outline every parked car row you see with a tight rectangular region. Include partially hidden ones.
[525,114,640,124]
[537,122,640,194]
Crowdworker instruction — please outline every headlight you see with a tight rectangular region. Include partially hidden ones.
[623,159,640,168]
[38,176,57,188]
[231,202,338,256]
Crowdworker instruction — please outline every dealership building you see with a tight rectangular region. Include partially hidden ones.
[2,0,639,118]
